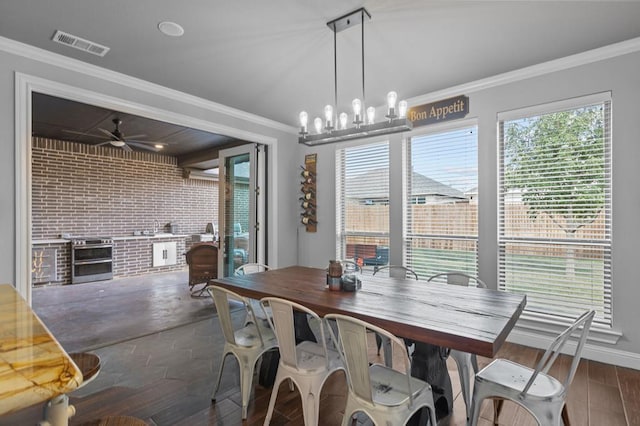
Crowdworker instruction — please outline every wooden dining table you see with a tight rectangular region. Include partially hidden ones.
[211,265,526,422]
[211,265,526,358]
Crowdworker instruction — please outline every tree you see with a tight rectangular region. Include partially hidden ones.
[503,105,606,275]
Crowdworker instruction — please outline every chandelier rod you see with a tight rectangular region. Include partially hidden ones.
[361,8,365,105]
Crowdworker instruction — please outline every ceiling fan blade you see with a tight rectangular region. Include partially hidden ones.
[127,142,160,152]
[98,127,117,139]
[126,139,168,146]
[121,144,133,152]
[123,134,147,140]
[95,141,112,146]
[62,129,104,138]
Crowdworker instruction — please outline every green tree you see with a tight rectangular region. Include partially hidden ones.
[503,105,606,274]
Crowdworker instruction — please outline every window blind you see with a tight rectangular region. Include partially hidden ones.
[336,142,390,270]
[405,126,478,279]
[498,95,612,327]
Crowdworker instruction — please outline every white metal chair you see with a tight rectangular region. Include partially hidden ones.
[373,265,418,363]
[326,313,438,426]
[261,297,344,426]
[235,263,271,325]
[427,271,487,420]
[373,264,419,280]
[470,310,595,426]
[207,285,278,420]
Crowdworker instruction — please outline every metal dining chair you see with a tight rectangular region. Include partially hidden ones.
[326,313,438,426]
[373,264,419,280]
[235,263,271,326]
[427,271,486,420]
[372,265,419,363]
[261,297,344,426]
[207,285,278,420]
[470,310,595,426]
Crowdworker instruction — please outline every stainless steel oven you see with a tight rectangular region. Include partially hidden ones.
[71,237,114,284]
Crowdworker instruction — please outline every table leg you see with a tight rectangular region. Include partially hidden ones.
[409,342,453,424]
[38,394,75,426]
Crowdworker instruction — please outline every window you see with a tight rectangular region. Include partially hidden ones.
[405,125,478,279]
[498,93,612,327]
[336,142,389,270]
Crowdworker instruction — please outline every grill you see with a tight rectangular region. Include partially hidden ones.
[71,237,114,284]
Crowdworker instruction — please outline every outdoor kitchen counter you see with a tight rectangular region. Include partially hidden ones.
[113,234,190,241]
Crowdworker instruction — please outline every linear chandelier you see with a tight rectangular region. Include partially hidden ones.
[298,8,412,146]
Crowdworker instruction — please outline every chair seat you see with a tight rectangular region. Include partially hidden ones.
[370,364,432,407]
[477,358,564,399]
[69,352,101,386]
[233,323,276,348]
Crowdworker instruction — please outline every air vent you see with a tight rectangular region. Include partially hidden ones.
[51,30,110,57]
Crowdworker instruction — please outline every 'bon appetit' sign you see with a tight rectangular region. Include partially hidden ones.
[407,95,469,127]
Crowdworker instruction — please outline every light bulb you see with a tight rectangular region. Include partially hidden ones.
[299,111,308,134]
[366,106,376,125]
[339,112,348,130]
[387,91,398,109]
[314,117,323,134]
[352,98,362,116]
[324,105,334,131]
[398,100,408,119]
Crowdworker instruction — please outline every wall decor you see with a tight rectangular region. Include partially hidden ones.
[300,153,317,232]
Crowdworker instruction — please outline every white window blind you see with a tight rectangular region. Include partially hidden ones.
[405,126,478,279]
[498,94,612,327]
[336,142,390,271]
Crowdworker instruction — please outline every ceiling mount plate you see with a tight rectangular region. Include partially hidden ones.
[326,7,371,33]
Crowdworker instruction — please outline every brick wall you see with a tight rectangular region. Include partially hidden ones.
[32,137,219,239]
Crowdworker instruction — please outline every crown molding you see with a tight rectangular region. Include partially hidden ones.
[407,36,640,106]
[0,36,298,135]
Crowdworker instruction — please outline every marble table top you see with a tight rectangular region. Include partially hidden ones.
[0,284,82,415]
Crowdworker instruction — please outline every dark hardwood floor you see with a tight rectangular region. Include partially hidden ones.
[2,271,639,425]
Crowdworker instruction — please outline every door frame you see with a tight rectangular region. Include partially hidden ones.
[218,144,267,276]
[15,72,279,304]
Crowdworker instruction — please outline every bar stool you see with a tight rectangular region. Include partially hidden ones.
[38,352,101,426]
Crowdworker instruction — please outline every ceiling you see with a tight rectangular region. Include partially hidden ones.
[4,1,640,154]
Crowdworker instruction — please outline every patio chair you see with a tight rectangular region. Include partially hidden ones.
[326,313,438,426]
[185,243,218,297]
[427,271,487,420]
[261,297,343,425]
[207,285,278,419]
[470,310,595,426]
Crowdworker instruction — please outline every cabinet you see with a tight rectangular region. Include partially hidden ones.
[152,242,177,267]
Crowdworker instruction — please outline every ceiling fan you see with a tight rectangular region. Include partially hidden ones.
[64,118,168,152]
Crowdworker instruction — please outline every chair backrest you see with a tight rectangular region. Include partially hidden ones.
[522,310,595,396]
[261,297,328,370]
[207,285,265,346]
[325,313,414,406]
[373,265,418,280]
[427,271,486,288]
[235,263,270,276]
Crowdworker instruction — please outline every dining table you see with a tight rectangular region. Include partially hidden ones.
[0,283,83,421]
[211,265,526,421]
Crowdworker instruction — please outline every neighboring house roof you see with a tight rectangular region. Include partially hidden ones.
[345,168,466,200]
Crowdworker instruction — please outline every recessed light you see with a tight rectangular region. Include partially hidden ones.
[158,21,184,37]
[155,144,164,149]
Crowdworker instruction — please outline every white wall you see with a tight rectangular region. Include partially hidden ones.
[0,38,300,296]
[297,46,640,367]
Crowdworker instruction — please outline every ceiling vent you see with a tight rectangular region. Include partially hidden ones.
[51,30,110,57]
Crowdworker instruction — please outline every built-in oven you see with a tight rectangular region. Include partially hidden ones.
[71,237,114,284]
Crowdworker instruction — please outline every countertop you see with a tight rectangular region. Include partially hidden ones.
[0,284,83,415]
[33,234,191,244]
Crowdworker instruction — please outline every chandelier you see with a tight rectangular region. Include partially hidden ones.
[298,8,412,146]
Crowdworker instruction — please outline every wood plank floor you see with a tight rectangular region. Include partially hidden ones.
[2,272,639,425]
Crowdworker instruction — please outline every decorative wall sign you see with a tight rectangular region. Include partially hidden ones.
[407,95,469,127]
[300,154,317,232]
